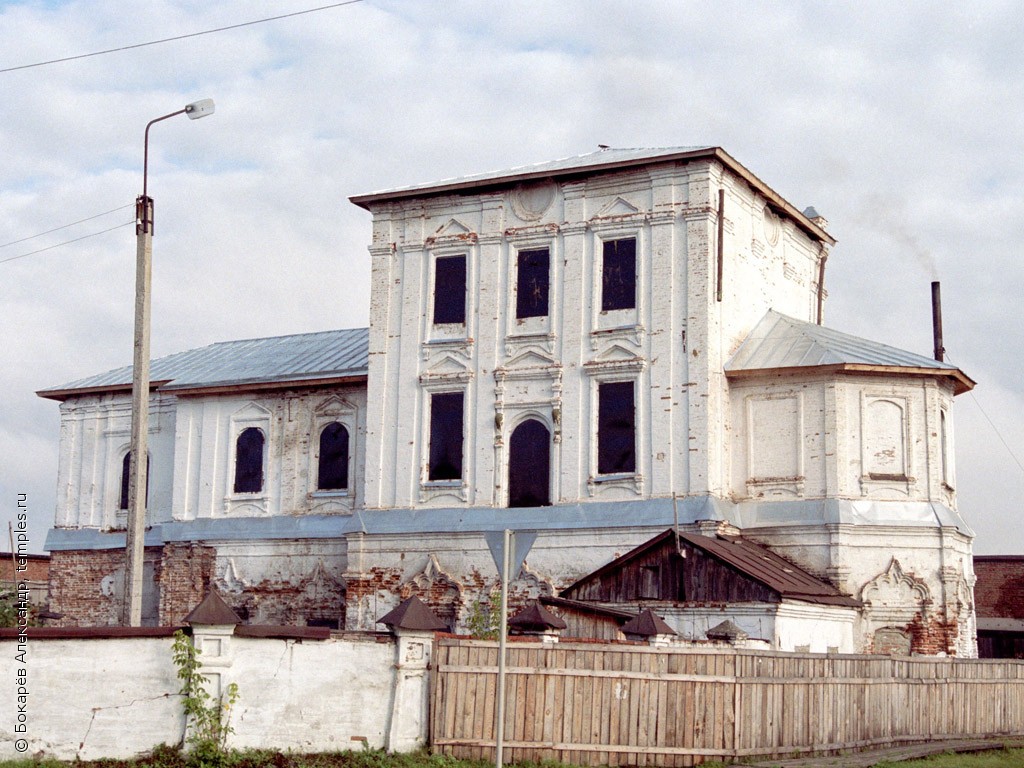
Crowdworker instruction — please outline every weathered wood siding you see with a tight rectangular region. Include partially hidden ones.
[431,638,1024,766]
[562,537,779,604]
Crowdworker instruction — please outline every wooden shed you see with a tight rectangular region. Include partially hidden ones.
[560,528,860,609]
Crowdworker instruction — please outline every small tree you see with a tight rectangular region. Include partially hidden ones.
[0,588,36,628]
[465,589,501,640]
[171,629,239,767]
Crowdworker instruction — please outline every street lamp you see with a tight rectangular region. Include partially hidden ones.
[123,98,214,627]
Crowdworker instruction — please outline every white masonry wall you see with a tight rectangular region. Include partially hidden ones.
[0,632,407,760]
[169,384,367,520]
[726,371,976,656]
[54,392,177,531]
[361,158,827,513]
[51,382,368,532]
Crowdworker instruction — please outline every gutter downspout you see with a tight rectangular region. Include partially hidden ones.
[716,189,725,302]
[816,245,828,325]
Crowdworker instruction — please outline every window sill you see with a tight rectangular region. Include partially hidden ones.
[311,490,349,498]
[423,479,463,488]
[593,472,636,483]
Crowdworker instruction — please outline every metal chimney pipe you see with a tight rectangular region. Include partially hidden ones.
[931,281,944,362]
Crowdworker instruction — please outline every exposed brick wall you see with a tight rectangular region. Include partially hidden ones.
[157,543,217,625]
[48,545,347,629]
[908,612,959,656]
[974,557,1024,620]
[46,549,163,627]
[0,553,50,583]
[216,564,346,628]
[867,611,960,656]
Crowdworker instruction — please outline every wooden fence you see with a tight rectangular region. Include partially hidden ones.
[431,638,1024,766]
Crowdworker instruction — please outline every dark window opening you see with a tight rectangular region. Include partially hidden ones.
[433,255,467,325]
[317,422,350,491]
[601,238,636,311]
[598,381,636,474]
[429,392,464,481]
[516,248,550,319]
[119,452,150,510]
[508,419,551,507]
[639,564,661,599]
[234,427,265,493]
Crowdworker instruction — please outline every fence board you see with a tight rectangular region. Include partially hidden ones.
[432,639,1024,766]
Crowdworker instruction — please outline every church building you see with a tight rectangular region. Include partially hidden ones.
[38,146,977,655]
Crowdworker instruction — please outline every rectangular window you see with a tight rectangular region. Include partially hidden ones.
[433,255,466,325]
[601,238,636,311]
[516,248,549,319]
[429,391,464,481]
[597,381,636,474]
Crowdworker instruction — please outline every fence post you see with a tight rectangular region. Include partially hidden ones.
[386,626,436,752]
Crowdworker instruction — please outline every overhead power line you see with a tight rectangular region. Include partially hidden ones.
[0,0,364,74]
[0,221,133,265]
[0,205,133,249]
[945,351,1024,477]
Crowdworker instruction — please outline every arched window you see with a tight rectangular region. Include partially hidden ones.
[508,419,551,507]
[234,427,265,494]
[317,422,350,491]
[119,451,150,510]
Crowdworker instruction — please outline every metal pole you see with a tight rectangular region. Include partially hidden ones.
[931,281,945,362]
[495,528,511,767]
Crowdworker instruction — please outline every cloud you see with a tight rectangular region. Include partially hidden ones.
[1,0,1022,554]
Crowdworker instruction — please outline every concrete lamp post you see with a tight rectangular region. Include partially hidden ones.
[123,98,214,627]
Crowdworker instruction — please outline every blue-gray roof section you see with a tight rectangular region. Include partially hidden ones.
[39,327,369,399]
[726,311,974,393]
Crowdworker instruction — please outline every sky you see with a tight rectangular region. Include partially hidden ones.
[1,0,1022,557]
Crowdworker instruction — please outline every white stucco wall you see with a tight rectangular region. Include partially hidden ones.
[55,393,177,530]
[52,384,367,532]
[0,631,402,760]
[170,385,366,520]
[361,159,826,513]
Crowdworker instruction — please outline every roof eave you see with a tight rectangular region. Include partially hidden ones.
[165,372,369,396]
[350,147,835,247]
[37,373,369,401]
[725,363,975,395]
[37,380,172,402]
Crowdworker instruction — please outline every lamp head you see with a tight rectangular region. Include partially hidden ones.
[185,99,215,120]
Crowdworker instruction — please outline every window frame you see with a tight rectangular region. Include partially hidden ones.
[117,450,150,512]
[427,390,466,483]
[316,421,351,492]
[515,247,550,320]
[233,426,266,494]
[596,379,637,476]
[432,254,467,326]
[600,237,637,312]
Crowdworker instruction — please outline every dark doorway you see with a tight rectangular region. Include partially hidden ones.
[508,419,551,508]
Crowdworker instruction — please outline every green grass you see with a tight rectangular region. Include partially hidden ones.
[0,748,493,768]
[874,747,1024,767]
[4,747,1024,768]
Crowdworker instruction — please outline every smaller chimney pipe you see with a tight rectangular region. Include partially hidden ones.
[931,281,944,362]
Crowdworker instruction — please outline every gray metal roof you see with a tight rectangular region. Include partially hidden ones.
[351,146,710,202]
[349,146,835,246]
[39,327,369,399]
[726,311,974,393]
